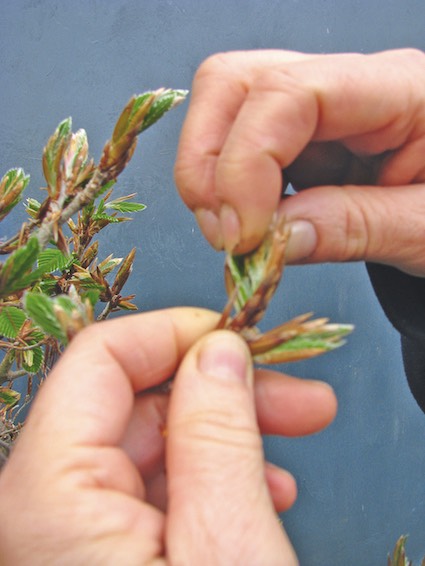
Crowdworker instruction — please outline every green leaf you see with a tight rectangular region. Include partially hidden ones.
[22,346,44,374]
[24,292,65,342]
[0,387,20,408]
[54,295,77,314]
[36,248,73,273]
[82,289,101,307]
[38,278,60,294]
[96,179,116,196]
[0,306,26,339]
[0,245,74,296]
[0,237,40,297]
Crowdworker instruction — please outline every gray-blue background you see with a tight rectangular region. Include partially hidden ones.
[1,1,424,563]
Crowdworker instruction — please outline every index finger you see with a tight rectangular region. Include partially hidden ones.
[175,49,425,253]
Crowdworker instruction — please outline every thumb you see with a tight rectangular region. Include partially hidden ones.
[281,183,425,276]
[165,330,297,565]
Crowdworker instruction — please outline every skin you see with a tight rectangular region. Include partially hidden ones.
[0,308,336,565]
[175,48,425,276]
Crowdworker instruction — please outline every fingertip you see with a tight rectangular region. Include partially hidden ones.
[265,463,298,512]
[219,204,241,253]
[254,371,338,437]
[301,378,338,429]
[284,219,318,263]
[196,330,253,386]
[194,208,224,250]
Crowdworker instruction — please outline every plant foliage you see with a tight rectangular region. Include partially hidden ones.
[0,88,187,460]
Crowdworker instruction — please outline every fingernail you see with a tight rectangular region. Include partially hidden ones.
[195,208,224,250]
[219,204,241,253]
[285,220,317,263]
[198,332,251,385]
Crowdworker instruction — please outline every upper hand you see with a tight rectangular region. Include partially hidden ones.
[175,48,425,276]
[0,308,336,565]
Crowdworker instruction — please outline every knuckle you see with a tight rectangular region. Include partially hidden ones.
[175,409,261,453]
[395,47,425,66]
[250,67,318,131]
[194,52,234,82]
[341,193,372,261]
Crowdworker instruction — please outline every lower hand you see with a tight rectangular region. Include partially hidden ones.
[0,308,336,565]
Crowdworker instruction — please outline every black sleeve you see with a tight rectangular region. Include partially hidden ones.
[366,262,425,413]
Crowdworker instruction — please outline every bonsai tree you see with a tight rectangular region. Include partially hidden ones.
[0,88,187,454]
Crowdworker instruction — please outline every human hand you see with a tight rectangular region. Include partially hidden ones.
[0,308,336,565]
[175,48,425,276]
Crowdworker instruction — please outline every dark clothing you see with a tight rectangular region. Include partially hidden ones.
[367,263,425,413]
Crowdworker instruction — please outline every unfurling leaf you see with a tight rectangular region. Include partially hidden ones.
[112,92,155,143]
[112,247,136,294]
[25,197,42,218]
[0,387,20,408]
[42,118,72,198]
[0,168,30,220]
[388,535,413,566]
[21,347,44,374]
[101,89,188,179]
[138,89,188,133]
[61,128,94,192]
[219,216,354,364]
[105,194,146,214]
[98,254,122,276]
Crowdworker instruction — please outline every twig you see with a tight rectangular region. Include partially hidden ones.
[36,169,109,251]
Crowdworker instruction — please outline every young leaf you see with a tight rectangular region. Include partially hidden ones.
[253,324,354,364]
[98,255,122,275]
[36,248,73,273]
[139,89,188,133]
[25,197,42,218]
[0,306,26,339]
[42,118,72,197]
[0,168,30,220]
[82,289,101,307]
[104,193,146,214]
[21,346,44,374]
[0,387,20,408]
[0,237,40,297]
[91,212,124,224]
[388,535,411,566]
[220,217,353,364]
[112,93,154,143]
[61,128,93,190]
[105,201,146,213]
[54,294,78,314]
[24,292,66,342]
